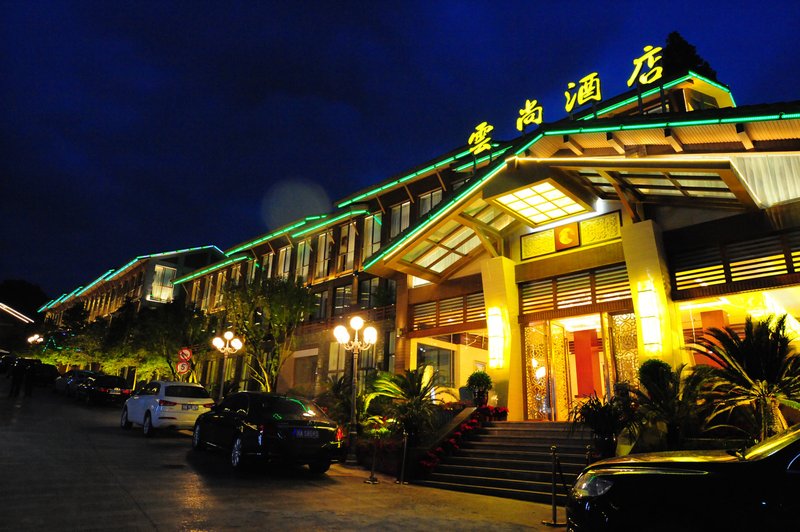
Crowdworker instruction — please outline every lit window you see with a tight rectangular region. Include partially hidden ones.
[418,189,442,217]
[149,265,177,303]
[390,201,411,238]
[277,247,292,279]
[362,214,382,260]
[296,239,311,283]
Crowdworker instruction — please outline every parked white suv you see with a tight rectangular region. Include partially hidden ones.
[120,380,214,436]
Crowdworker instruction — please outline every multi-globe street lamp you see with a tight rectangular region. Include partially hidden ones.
[212,330,243,403]
[333,316,377,464]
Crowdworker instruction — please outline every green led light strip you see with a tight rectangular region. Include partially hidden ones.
[53,285,87,308]
[43,293,68,311]
[173,255,249,285]
[577,71,736,121]
[137,245,223,260]
[290,209,370,238]
[364,161,509,270]
[453,146,513,172]
[74,269,117,298]
[337,149,473,208]
[533,112,800,140]
[225,219,312,256]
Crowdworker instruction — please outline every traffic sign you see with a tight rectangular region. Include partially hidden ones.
[176,361,191,375]
[178,348,192,361]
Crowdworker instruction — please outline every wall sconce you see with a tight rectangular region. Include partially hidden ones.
[637,279,662,355]
[487,307,504,368]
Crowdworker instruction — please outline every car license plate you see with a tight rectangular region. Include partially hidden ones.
[292,428,319,439]
[182,404,198,411]
[110,389,120,395]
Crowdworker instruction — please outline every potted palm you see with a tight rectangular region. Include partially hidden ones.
[570,392,639,459]
[466,371,493,407]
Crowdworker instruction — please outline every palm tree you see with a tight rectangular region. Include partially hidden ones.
[634,359,711,449]
[688,315,800,441]
[367,365,444,444]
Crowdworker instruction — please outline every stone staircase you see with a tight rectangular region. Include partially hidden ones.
[416,421,592,503]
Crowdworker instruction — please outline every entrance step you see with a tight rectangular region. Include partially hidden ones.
[416,421,593,504]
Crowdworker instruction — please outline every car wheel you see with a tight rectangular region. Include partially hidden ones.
[192,423,206,451]
[230,436,245,469]
[308,460,331,475]
[143,412,154,437]
[120,408,132,429]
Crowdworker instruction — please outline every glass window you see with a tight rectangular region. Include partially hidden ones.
[418,189,442,217]
[337,222,356,273]
[296,239,311,283]
[333,284,352,316]
[164,385,211,398]
[312,290,329,321]
[359,277,380,309]
[362,214,382,261]
[149,264,177,302]
[214,271,226,306]
[231,264,242,286]
[191,280,201,307]
[246,259,257,284]
[390,201,411,238]
[277,246,292,279]
[328,343,347,380]
[315,231,334,279]
[201,278,213,311]
[262,252,274,280]
[417,343,454,387]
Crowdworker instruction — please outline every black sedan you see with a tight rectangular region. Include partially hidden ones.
[75,375,131,405]
[566,425,800,531]
[191,391,344,474]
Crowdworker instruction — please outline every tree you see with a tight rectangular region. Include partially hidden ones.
[634,359,711,449]
[688,315,800,441]
[223,277,315,393]
[134,302,210,383]
[662,31,717,81]
[367,365,446,445]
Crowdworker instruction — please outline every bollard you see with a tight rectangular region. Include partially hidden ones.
[542,445,566,528]
[395,430,409,485]
[365,439,379,484]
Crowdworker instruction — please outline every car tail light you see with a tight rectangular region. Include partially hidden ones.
[158,399,177,406]
[98,387,108,393]
[335,426,344,442]
[122,389,131,394]
[203,402,215,408]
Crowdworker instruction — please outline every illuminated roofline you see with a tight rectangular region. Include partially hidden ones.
[540,111,797,137]
[363,159,511,269]
[337,148,474,209]
[74,269,117,298]
[136,245,223,260]
[43,293,68,311]
[224,218,323,256]
[453,146,513,172]
[290,209,370,238]
[173,255,249,285]
[577,71,736,121]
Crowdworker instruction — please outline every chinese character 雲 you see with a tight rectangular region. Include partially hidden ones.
[516,99,543,132]
[627,45,663,87]
[468,121,494,155]
[564,72,602,113]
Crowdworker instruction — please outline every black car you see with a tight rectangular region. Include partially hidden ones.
[55,369,97,396]
[566,425,800,531]
[33,363,60,386]
[0,354,16,373]
[192,392,344,474]
[76,375,131,405]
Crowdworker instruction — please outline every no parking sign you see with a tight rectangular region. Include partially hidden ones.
[178,348,192,361]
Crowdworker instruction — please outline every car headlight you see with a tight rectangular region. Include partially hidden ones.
[572,472,614,498]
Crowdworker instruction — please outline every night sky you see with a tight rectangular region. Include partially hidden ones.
[3,1,800,299]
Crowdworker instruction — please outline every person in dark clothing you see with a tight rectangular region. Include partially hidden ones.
[8,361,25,397]
[23,363,34,397]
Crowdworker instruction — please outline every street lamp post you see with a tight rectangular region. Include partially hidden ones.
[212,330,243,404]
[334,316,377,465]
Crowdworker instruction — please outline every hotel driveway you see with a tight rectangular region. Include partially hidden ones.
[0,377,561,531]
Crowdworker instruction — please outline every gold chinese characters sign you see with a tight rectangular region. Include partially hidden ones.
[520,211,621,260]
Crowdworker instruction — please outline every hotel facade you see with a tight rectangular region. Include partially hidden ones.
[170,70,800,421]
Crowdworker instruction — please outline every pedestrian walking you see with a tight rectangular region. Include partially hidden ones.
[24,363,35,397]
[8,361,25,397]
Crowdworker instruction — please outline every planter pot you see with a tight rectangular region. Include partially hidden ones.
[592,433,617,460]
[474,390,489,407]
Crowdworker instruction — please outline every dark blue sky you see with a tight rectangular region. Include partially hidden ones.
[3,1,799,298]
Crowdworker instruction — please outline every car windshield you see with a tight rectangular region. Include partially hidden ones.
[745,424,800,460]
[251,396,327,421]
[164,385,210,398]
[95,376,127,387]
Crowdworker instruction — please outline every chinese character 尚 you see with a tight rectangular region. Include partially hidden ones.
[468,121,494,155]
[516,99,543,132]
[627,45,663,87]
[564,72,602,113]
